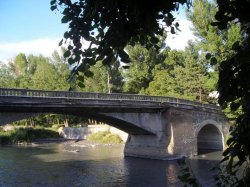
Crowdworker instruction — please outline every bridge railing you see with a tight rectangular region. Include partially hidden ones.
[0,88,220,110]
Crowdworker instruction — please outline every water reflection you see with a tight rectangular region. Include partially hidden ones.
[0,143,221,187]
[191,150,223,186]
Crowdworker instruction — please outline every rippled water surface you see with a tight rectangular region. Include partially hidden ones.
[0,143,223,187]
[0,143,185,187]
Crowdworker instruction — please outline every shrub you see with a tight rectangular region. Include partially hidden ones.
[0,127,60,144]
[87,131,122,144]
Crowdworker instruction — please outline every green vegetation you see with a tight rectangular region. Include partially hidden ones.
[0,0,249,183]
[87,131,122,144]
[0,127,60,144]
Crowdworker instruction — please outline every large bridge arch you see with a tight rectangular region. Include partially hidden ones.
[0,111,156,135]
[196,120,224,154]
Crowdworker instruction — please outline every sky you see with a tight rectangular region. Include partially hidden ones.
[0,1,196,63]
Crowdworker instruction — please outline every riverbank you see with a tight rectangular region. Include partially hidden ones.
[31,138,125,147]
[4,137,124,150]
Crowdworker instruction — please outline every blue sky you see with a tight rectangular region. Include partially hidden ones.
[0,0,66,42]
[0,1,195,63]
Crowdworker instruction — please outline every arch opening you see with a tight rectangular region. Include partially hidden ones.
[0,112,151,135]
[197,124,223,154]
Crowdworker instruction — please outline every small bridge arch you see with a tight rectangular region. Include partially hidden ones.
[196,120,224,154]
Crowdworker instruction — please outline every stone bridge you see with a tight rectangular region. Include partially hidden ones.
[0,88,229,159]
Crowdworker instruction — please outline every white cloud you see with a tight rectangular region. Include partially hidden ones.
[0,38,92,63]
[0,19,195,63]
[165,19,197,50]
[0,38,62,63]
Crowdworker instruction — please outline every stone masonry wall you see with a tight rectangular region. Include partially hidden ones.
[58,125,128,142]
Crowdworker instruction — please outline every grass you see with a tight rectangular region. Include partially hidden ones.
[0,127,60,144]
[87,131,122,144]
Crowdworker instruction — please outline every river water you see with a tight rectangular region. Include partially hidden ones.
[0,142,222,187]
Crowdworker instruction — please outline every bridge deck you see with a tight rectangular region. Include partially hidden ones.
[0,88,221,113]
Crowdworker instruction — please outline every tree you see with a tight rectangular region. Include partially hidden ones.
[146,44,210,102]
[123,44,166,93]
[10,53,28,76]
[50,50,71,90]
[51,0,190,81]
[0,62,15,88]
[83,61,123,93]
[83,61,110,93]
[187,0,242,63]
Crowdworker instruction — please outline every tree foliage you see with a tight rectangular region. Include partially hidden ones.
[123,44,165,93]
[146,44,210,102]
[0,63,15,88]
[51,0,191,81]
[209,0,250,185]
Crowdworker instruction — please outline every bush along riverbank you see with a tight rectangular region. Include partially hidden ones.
[87,131,123,144]
[0,127,60,144]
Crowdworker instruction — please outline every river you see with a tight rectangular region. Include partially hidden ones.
[0,142,222,187]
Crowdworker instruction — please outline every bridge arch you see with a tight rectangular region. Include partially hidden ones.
[0,111,154,135]
[196,120,224,154]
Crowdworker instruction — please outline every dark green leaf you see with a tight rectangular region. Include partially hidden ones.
[102,55,112,65]
[68,58,75,65]
[84,70,94,77]
[63,50,71,58]
[205,53,212,60]
[232,41,240,50]
[122,65,130,69]
[230,102,241,111]
[77,75,84,82]
[78,82,85,88]
[74,55,80,62]
[62,15,70,23]
[64,32,70,39]
[223,148,232,157]
[50,0,56,5]
[59,39,63,46]
[226,137,234,146]
[210,57,217,66]
[170,27,175,34]
[150,37,159,44]
[50,5,57,11]
[220,156,229,163]
[119,50,130,63]
[68,45,73,50]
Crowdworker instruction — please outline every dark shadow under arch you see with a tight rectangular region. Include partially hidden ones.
[197,124,223,154]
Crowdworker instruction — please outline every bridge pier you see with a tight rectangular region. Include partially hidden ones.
[124,107,229,160]
[124,134,178,160]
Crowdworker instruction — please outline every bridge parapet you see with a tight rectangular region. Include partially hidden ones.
[0,88,220,111]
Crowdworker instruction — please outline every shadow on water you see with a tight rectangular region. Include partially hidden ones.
[198,148,220,155]
[190,149,223,186]
[0,143,183,187]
